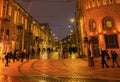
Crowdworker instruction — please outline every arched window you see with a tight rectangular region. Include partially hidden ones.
[104,34,119,48]
[102,17,114,30]
[89,19,96,32]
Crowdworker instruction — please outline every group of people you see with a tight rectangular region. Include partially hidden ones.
[1,49,30,66]
[101,49,120,68]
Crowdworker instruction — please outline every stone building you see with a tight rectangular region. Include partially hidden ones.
[77,0,120,57]
[0,0,52,57]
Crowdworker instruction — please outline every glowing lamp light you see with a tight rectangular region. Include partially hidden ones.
[113,30,117,33]
[70,18,75,23]
[118,28,120,32]
[98,30,102,34]
[0,43,2,46]
[103,31,106,34]
[90,33,93,35]
[95,32,98,34]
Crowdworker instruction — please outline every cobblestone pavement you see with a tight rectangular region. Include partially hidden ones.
[0,55,120,82]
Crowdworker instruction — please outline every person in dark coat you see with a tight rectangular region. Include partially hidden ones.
[20,50,25,62]
[5,52,9,66]
[111,51,120,68]
[101,50,109,68]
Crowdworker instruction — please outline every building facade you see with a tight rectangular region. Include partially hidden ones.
[77,0,120,57]
[0,0,52,57]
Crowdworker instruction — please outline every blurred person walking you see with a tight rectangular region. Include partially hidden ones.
[111,50,120,68]
[5,52,9,66]
[101,50,109,68]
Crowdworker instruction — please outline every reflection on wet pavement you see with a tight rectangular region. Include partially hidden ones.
[0,75,120,82]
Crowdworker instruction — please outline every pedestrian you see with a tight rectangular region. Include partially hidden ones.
[12,50,16,62]
[111,51,120,68]
[31,47,35,56]
[101,50,109,68]
[37,47,40,55]
[69,46,72,58]
[20,50,25,62]
[26,50,30,61]
[5,52,9,66]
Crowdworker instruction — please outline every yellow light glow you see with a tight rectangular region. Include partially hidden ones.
[70,18,75,23]
[90,33,93,35]
[113,30,117,33]
[103,31,106,34]
[118,28,120,32]
[95,32,98,34]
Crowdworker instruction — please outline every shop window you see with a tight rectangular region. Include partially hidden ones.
[102,17,114,30]
[104,34,119,48]
[89,20,96,32]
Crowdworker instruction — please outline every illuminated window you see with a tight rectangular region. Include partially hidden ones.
[25,19,27,30]
[103,0,107,5]
[8,6,12,16]
[104,34,119,48]
[21,16,24,25]
[102,17,114,30]
[14,11,17,24]
[106,20,112,27]
[31,23,34,31]
[89,20,96,32]
[16,10,20,24]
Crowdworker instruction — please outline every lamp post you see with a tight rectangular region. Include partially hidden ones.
[70,18,81,58]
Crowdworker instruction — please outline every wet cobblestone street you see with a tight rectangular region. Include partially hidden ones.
[2,76,120,82]
[0,53,120,82]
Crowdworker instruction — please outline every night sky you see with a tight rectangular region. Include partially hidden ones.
[16,0,76,40]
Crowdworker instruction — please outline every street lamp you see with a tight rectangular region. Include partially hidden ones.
[69,18,81,58]
[70,18,75,23]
